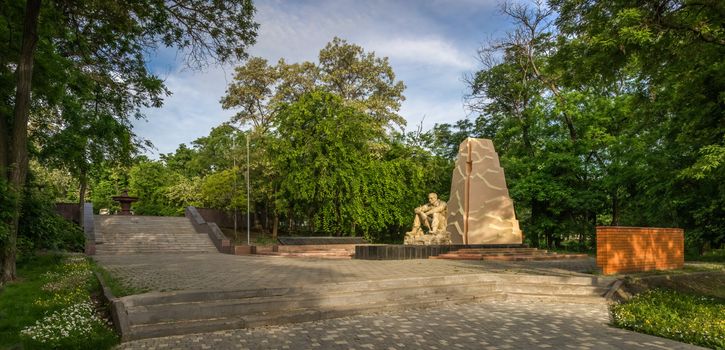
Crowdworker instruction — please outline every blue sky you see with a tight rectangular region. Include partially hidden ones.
[136,0,513,157]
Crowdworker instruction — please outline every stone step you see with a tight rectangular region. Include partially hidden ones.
[95,240,215,244]
[123,274,505,307]
[498,283,607,296]
[116,273,611,340]
[505,293,609,304]
[121,275,505,339]
[126,282,499,325]
[455,248,542,253]
[92,215,218,255]
[95,251,216,255]
[126,293,505,340]
[433,253,588,261]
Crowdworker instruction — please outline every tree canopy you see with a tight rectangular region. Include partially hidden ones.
[0,0,258,283]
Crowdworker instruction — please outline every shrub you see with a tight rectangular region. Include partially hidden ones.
[610,289,725,349]
[19,187,85,252]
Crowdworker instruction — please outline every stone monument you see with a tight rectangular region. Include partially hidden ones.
[404,193,451,245]
[447,138,522,244]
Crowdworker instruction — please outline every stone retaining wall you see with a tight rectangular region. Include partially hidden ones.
[596,226,684,275]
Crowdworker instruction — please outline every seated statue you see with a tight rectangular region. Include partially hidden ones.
[404,193,451,245]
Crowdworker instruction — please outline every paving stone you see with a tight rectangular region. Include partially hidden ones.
[94,253,598,292]
[117,300,703,350]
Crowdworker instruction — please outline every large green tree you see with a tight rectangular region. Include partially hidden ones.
[221,37,406,132]
[0,0,258,283]
[272,90,431,239]
[551,0,725,250]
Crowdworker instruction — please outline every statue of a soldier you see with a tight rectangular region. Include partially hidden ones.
[404,193,450,245]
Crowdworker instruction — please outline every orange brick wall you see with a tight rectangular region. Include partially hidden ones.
[596,226,684,275]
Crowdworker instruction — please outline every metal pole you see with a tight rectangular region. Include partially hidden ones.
[233,133,237,240]
[246,133,250,246]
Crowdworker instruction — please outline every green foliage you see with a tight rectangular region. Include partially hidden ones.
[611,289,725,349]
[200,168,245,210]
[128,160,180,216]
[690,249,725,263]
[272,90,438,240]
[0,177,14,244]
[222,37,406,132]
[92,263,147,298]
[19,187,84,253]
[458,0,725,251]
[0,254,118,350]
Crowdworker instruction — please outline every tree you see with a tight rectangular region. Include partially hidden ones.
[0,0,258,283]
[318,37,406,128]
[551,0,725,250]
[222,37,406,132]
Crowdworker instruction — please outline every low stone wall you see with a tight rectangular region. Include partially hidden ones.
[185,206,232,254]
[277,236,366,245]
[274,244,356,253]
[83,203,96,255]
[195,208,249,229]
[596,226,684,275]
[355,244,526,260]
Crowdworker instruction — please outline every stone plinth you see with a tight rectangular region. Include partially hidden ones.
[447,138,522,244]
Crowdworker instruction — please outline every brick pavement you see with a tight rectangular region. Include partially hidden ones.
[94,253,598,292]
[117,300,703,350]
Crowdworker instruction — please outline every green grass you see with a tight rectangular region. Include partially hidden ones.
[611,289,725,349]
[0,254,119,350]
[91,263,147,298]
[687,249,725,263]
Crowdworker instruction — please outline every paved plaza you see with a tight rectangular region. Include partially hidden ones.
[94,253,598,292]
[98,253,705,349]
[117,299,703,349]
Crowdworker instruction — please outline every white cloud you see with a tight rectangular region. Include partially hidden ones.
[135,0,512,157]
[369,37,476,70]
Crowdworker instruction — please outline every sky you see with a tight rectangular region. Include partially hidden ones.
[136,0,514,157]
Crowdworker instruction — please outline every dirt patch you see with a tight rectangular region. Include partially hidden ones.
[621,271,725,300]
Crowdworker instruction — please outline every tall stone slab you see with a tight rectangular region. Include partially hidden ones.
[447,138,522,244]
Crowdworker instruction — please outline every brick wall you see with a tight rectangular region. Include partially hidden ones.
[56,203,81,223]
[596,226,684,275]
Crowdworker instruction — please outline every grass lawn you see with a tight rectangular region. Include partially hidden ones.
[611,289,724,349]
[0,254,118,350]
[611,266,725,349]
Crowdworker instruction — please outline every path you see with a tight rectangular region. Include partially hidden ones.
[94,253,598,292]
[117,300,703,349]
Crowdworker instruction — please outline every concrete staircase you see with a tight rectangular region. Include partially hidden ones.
[483,274,611,304]
[432,247,589,261]
[117,274,504,340]
[94,216,218,255]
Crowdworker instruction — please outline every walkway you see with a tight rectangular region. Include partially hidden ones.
[117,300,703,349]
[94,253,598,292]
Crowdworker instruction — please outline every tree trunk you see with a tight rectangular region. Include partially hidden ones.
[272,211,278,240]
[611,190,620,226]
[1,0,41,285]
[529,198,544,248]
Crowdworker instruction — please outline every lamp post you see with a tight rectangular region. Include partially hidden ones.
[246,133,250,246]
[232,133,238,240]
[230,124,251,246]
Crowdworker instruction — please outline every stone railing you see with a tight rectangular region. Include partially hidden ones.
[185,206,232,254]
[83,203,96,255]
